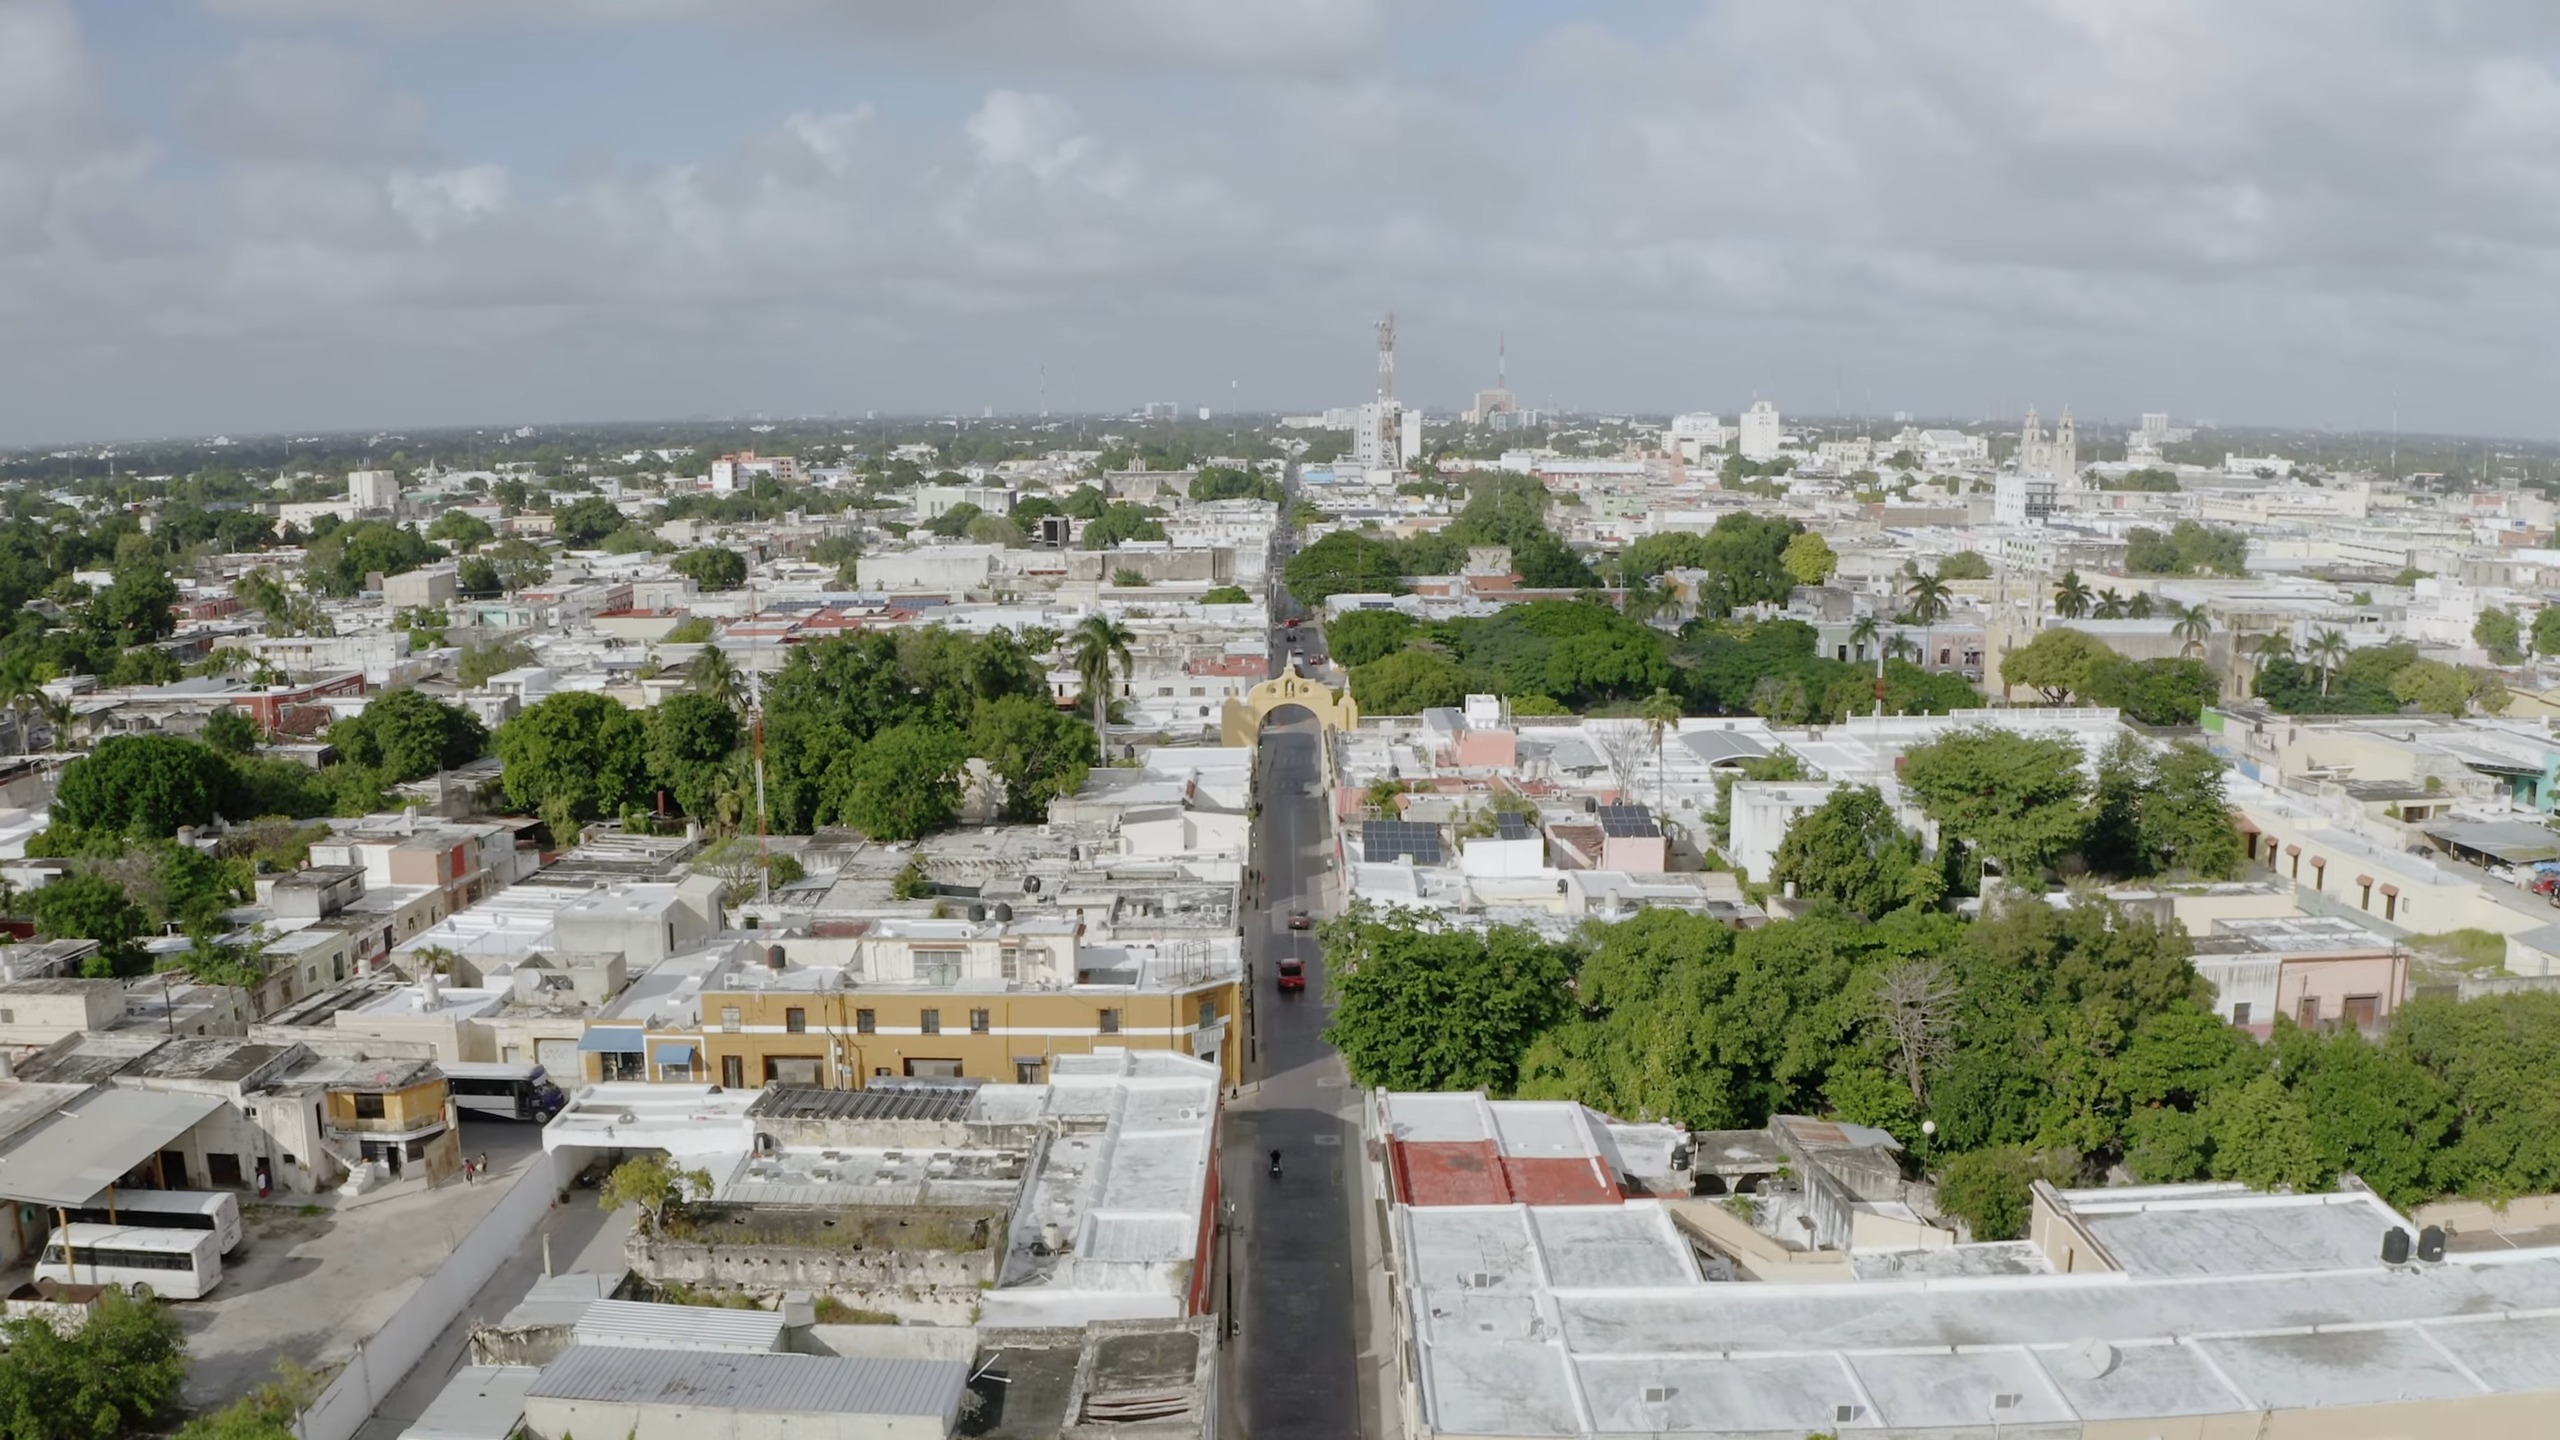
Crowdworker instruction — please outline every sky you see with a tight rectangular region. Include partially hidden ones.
[10,0,2560,445]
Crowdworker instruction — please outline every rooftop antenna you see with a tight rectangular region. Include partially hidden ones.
[1498,332,1507,390]
[1376,312,1396,402]
[1039,363,1049,420]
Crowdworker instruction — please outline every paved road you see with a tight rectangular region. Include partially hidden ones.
[1228,709,1365,1440]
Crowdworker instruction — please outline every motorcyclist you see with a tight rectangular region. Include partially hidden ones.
[1268,1148,1283,1178]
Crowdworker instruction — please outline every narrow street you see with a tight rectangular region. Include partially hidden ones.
[1222,469,1374,1439]
[1226,708,1365,1440]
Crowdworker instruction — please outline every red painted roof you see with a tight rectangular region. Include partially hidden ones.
[1185,655,1269,679]
[1390,1140,1624,1207]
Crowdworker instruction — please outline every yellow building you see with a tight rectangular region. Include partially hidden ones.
[316,1057,460,1180]
[577,916,1244,1091]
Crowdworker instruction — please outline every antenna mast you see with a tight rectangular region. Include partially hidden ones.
[1375,313,1396,402]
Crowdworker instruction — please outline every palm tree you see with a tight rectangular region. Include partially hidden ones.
[2249,632,2292,673]
[1884,634,1919,663]
[2093,589,2127,620]
[1848,614,1880,664]
[1639,687,1683,816]
[2126,592,2156,620]
[1902,569,1951,672]
[2169,602,2212,656]
[2053,570,2092,620]
[1069,614,1135,750]
[2308,628,2349,696]
[688,645,741,709]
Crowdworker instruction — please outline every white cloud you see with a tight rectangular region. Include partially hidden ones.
[16,1,2560,439]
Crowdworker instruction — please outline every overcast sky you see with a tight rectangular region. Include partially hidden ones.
[9,0,2560,445]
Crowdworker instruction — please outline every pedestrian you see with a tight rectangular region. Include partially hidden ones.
[462,1155,476,1183]
[477,1152,491,1180]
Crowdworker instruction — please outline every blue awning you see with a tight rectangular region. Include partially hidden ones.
[652,1041,698,1064]
[578,1029,646,1054]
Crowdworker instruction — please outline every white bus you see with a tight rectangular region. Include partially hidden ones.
[61,1190,243,1253]
[442,1062,567,1122]
[36,1223,223,1300]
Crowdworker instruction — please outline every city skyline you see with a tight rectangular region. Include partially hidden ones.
[12,2,2560,443]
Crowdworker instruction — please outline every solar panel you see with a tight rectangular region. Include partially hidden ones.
[1363,818,1445,865]
[1494,812,1535,840]
[1596,803,1660,839]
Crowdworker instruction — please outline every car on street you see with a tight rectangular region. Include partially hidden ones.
[1288,911,1312,930]
[1276,957,1306,992]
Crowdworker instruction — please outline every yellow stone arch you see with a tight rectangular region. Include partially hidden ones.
[1222,662,1361,746]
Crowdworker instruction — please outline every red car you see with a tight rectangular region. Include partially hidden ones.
[1288,912,1312,930]
[1283,618,1301,630]
[1276,958,1306,993]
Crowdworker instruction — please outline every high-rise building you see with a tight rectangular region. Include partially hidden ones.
[347,469,399,512]
[1737,401,1783,462]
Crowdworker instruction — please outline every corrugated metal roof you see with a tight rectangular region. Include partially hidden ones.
[747,1084,974,1123]
[0,1089,225,1206]
[572,1300,785,1353]
[525,1345,966,1419]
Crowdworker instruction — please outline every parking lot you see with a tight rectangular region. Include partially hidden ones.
[169,1118,576,1407]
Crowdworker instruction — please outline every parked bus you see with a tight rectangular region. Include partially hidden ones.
[442,1062,567,1121]
[60,1190,242,1253]
[36,1224,223,1300]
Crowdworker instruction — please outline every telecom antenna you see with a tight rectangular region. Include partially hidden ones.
[1376,312,1396,402]
[1498,332,1507,390]
[1039,363,1049,419]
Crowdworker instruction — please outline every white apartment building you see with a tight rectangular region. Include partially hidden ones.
[1737,400,1783,462]
[347,469,399,512]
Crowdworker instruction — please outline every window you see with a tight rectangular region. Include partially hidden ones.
[2231,1002,2252,1026]
[721,1055,745,1088]
[920,1008,941,1035]
[1098,1008,1122,1034]
[905,1059,963,1079]
[2298,994,2321,1027]
[601,1052,646,1082]
[915,948,964,986]
[721,1007,742,1033]
[785,1007,807,1034]
[353,1093,386,1120]
[856,1008,876,1034]
[970,1008,990,1034]
[2344,994,2380,1029]
[1000,949,1019,983]
[1198,998,1218,1028]
[1016,1061,1045,1084]
[207,1153,243,1187]
[764,1056,823,1087]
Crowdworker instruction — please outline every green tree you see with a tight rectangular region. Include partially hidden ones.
[1082,503,1169,549]
[486,537,552,592]
[457,639,534,687]
[665,615,716,644]
[1200,585,1252,605]
[329,688,488,783]
[2391,658,2491,717]
[0,1287,189,1440]
[553,496,626,548]
[89,566,179,642]
[427,510,496,551]
[1067,614,1134,746]
[644,691,744,818]
[837,724,965,841]
[304,520,444,597]
[2207,1072,2326,1192]
[2136,741,2244,879]
[687,645,742,709]
[52,735,230,837]
[1328,610,1417,668]
[1284,529,1406,607]
[1936,550,1992,581]
[201,707,260,756]
[2052,570,2091,620]
[1691,513,1801,617]
[2532,606,2560,659]
[1324,907,1573,1092]
[455,555,501,597]
[597,1152,714,1234]
[2474,606,2524,664]
[1189,466,1282,502]
[1999,627,2117,703]
[672,547,749,592]
[29,873,148,977]
[1350,649,1470,714]
[1900,727,2089,881]
[1937,1147,2033,1241]
[967,695,1095,822]
[496,692,648,821]
[1780,531,1838,587]
[1770,786,1933,917]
